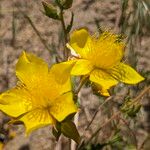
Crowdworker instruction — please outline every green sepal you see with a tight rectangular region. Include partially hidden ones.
[52,121,61,141]
[55,0,73,9]
[61,120,80,144]
[52,126,61,141]
[61,0,73,9]
[42,1,60,20]
[63,113,76,121]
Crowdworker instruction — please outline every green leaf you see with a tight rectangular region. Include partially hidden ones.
[55,0,73,9]
[121,98,141,118]
[42,1,60,20]
[66,12,74,33]
[61,120,80,144]
[63,113,76,122]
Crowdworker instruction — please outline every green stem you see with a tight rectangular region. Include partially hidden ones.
[85,111,120,145]
[133,86,150,103]
[120,117,138,149]
[60,8,68,60]
[85,96,113,130]
[75,76,88,95]
[73,77,88,104]
[24,14,51,55]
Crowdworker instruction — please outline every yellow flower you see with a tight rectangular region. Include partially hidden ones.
[67,29,144,96]
[0,142,3,150]
[0,52,77,134]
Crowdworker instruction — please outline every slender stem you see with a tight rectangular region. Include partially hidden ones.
[139,135,150,150]
[71,112,79,150]
[75,77,88,95]
[24,14,51,55]
[133,86,150,103]
[85,111,121,145]
[85,96,113,130]
[79,86,150,148]
[60,8,68,60]
[120,117,138,149]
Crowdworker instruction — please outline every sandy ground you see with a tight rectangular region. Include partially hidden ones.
[0,0,150,150]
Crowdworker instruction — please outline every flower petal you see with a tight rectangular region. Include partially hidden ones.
[69,30,125,69]
[69,28,91,58]
[109,63,145,84]
[16,51,59,101]
[90,69,118,90]
[49,60,76,95]
[71,59,93,75]
[99,88,110,97]
[0,87,31,117]
[19,109,55,135]
[16,51,49,88]
[50,92,77,122]
[93,83,110,96]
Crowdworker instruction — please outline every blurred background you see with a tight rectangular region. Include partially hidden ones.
[0,0,150,149]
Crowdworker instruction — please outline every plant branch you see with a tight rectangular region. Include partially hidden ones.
[139,134,150,150]
[75,76,88,95]
[85,111,121,145]
[60,8,69,60]
[23,14,52,55]
[133,86,150,103]
[120,117,138,149]
[85,96,113,130]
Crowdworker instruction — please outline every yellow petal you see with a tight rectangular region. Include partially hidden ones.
[19,109,55,135]
[49,60,76,95]
[49,60,75,85]
[100,88,110,97]
[16,51,59,101]
[90,69,118,90]
[0,87,31,117]
[69,28,91,58]
[69,30,125,69]
[50,92,77,122]
[109,63,145,84]
[93,83,110,96]
[0,142,3,150]
[16,51,49,88]
[71,59,93,75]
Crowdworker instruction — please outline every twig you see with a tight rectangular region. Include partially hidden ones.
[60,8,68,60]
[120,117,138,149]
[23,14,52,55]
[139,135,150,150]
[12,8,16,47]
[75,77,88,95]
[83,108,92,122]
[133,86,150,103]
[114,0,122,32]
[85,111,121,145]
[85,96,113,130]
